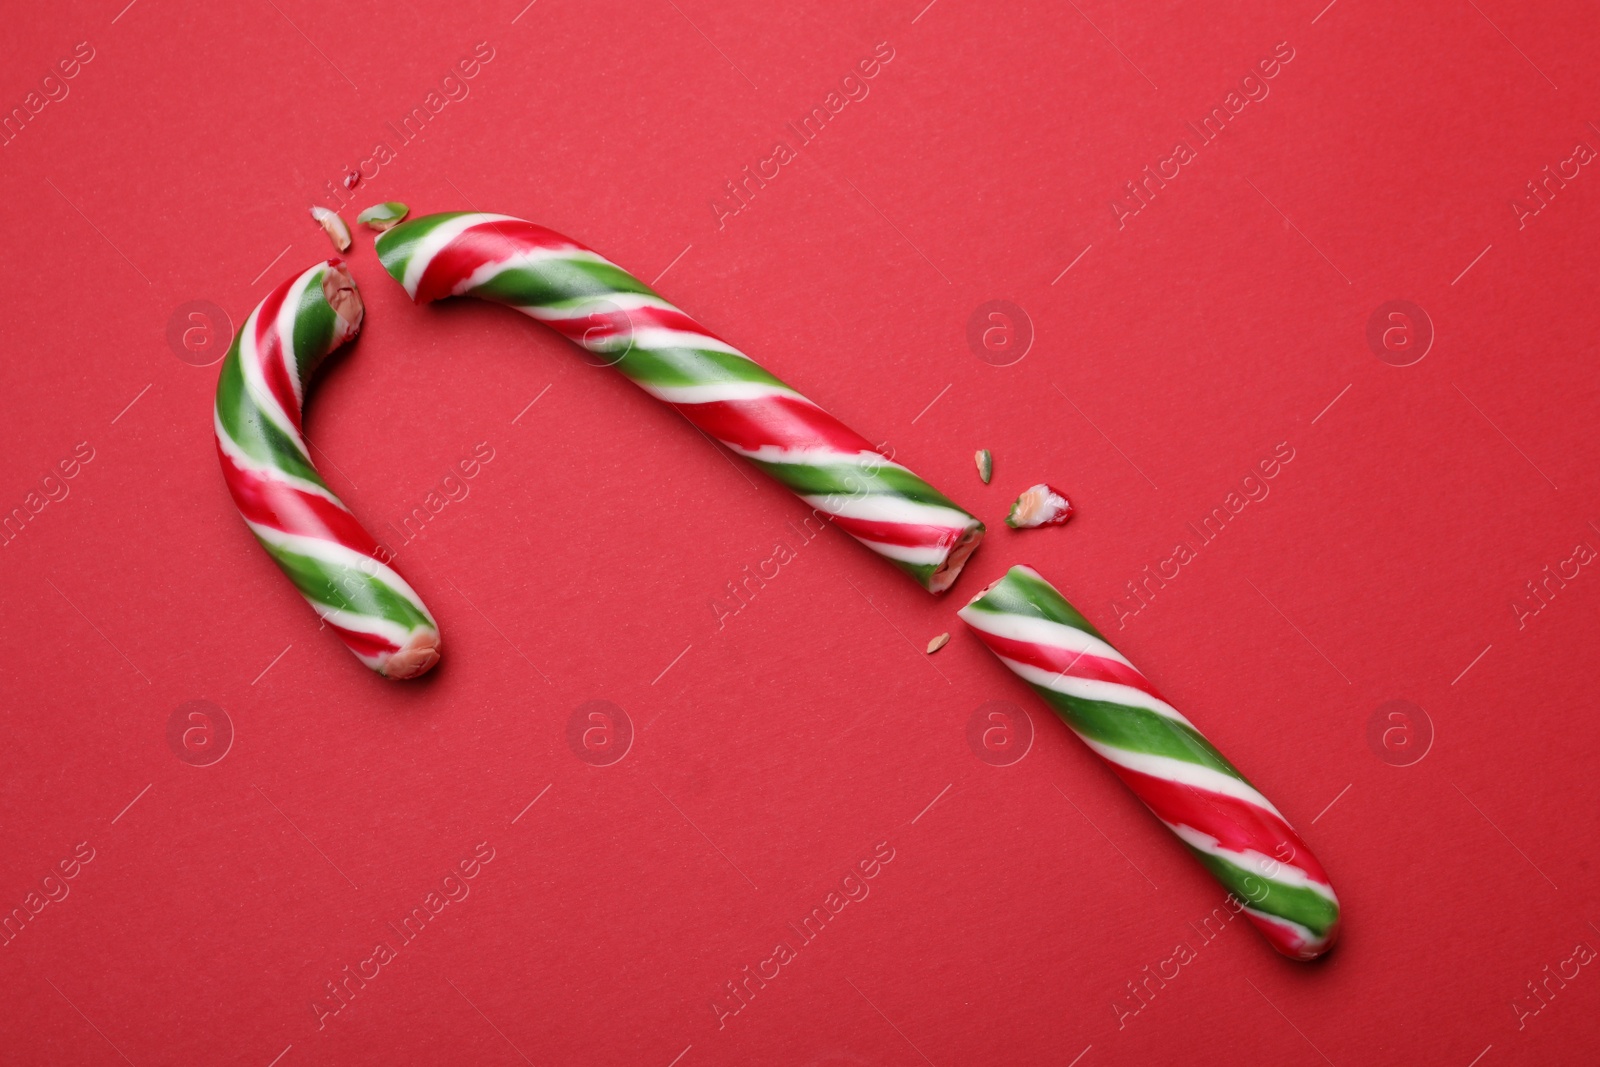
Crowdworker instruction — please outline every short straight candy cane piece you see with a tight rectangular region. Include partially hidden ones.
[214,260,441,679]
[375,212,985,593]
[959,565,1340,959]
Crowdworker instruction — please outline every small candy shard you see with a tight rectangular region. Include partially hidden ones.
[310,205,352,252]
[926,632,950,654]
[356,202,410,232]
[975,449,993,484]
[1006,483,1073,529]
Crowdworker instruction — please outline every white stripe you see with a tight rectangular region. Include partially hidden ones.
[1166,825,1336,899]
[248,525,435,624]
[214,411,347,507]
[232,269,315,463]
[272,268,311,410]
[723,444,911,470]
[530,292,681,317]
[400,213,523,298]
[1238,906,1325,950]
[854,540,950,567]
[642,380,807,405]
[520,291,754,359]
[345,646,386,671]
[803,491,975,531]
[992,653,1195,727]
[1079,740,1286,821]
[459,246,611,294]
[957,609,1135,670]
[315,602,435,651]
[601,325,744,356]
[232,305,296,449]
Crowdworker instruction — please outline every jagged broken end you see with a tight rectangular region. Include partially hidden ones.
[927,522,986,594]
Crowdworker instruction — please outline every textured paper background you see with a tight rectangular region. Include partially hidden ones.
[3,1,1599,1063]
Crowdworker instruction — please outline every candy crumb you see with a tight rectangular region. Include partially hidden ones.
[1006,484,1074,529]
[356,202,410,232]
[926,632,950,654]
[310,205,352,252]
[975,449,993,484]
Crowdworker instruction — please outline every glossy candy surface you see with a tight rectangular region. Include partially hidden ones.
[214,260,441,679]
[376,212,985,592]
[959,565,1341,959]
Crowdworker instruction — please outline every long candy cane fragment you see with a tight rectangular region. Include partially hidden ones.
[375,212,985,592]
[959,565,1340,959]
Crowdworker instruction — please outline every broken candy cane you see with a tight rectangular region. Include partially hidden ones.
[959,565,1340,959]
[374,212,985,592]
[214,260,441,679]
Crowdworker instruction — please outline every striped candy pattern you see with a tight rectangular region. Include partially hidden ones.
[959,566,1340,959]
[214,260,441,679]
[374,212,986,592]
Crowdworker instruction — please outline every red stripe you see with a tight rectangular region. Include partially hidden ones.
[542,303,727,348]
[1243,909,1326,959]
[671,396,877,455]
[1112,765,1333,888]
[414,219,584,303]
[975,632,1166,703]
[325,620,400,658]
[250,276,301,429]
[217,445,382,559]
[829,513,960,551]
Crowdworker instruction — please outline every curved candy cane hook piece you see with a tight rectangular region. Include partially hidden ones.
[374,212,986,593]
[214,260,441,679]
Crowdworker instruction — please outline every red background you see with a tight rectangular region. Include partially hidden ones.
[4,0,1599,1063]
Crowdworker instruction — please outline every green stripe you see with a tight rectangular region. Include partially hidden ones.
[965,566,1104,639]
[289,272,338,382]
[213,331,252,444]
[215,346,323,487]
[261,540,434,631]
[613,345,785,391]
[212,303,330,489]
[888,557,937,588]
[973,566,1247,774]
[471,259,655,307]
[1029,687,1244,778]
[1187,848,1339,939]
[750,458,973,514]
[374,211,477,284]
